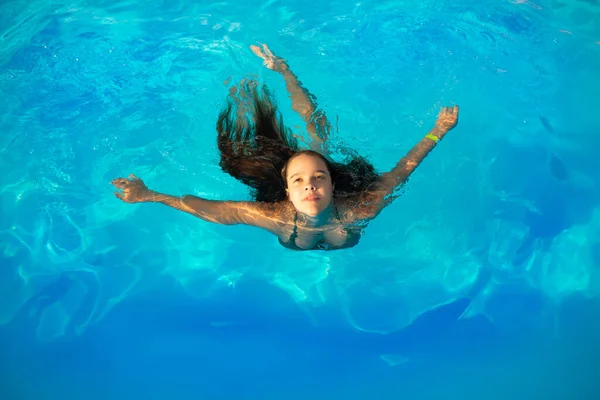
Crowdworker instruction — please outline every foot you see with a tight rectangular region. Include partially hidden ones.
[250,44,288,72]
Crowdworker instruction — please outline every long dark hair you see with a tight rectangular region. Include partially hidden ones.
[217,82,379,202]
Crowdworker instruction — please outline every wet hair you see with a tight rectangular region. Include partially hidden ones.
[217,82,379,203]
[280,150,332,184]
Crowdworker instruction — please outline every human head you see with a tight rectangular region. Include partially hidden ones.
[281,150,335,217]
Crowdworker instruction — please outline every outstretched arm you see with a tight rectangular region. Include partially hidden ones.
[250,44,330,151]
[350,106,459,219]
[380,106,459,189]
[111,175,282,231]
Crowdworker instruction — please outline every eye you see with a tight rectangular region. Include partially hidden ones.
[315,175,325,180]
[294,178,302,183]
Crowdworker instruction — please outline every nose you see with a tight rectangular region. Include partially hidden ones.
[304,179,317,191]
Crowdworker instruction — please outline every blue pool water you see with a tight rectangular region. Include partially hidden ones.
[1,0,600,398]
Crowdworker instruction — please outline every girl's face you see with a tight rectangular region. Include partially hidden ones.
[285,154,334,217]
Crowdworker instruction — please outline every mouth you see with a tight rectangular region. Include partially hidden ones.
[303,196,320,201]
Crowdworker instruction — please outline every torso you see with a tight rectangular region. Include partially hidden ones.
[275,199,362,251]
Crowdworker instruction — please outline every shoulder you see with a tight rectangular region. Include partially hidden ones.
[231,200,294,233]
[240,200,293,219]
[335,191,383,223]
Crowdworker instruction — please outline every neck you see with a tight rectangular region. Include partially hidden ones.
[296,201,336,227]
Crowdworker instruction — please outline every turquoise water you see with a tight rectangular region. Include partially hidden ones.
[1,0,600,398]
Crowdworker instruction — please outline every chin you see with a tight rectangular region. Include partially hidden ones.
[299,208,317,216]
[303,204,326,217]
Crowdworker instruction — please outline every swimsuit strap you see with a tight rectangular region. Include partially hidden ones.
[290,210,299,241]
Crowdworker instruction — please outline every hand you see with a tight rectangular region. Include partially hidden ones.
[111,174,153,203]
[250,44,288,72]
[434,106,459,135]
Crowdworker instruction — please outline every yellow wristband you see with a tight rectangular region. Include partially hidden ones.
[425,133,440,143]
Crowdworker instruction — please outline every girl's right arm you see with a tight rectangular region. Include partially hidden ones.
[111,175,284,231]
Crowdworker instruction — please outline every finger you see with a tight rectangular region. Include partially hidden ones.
[262,43,273,57]
[111,180,127,188]
[128,174,139,181]
[111,178,127,185]
[114,192,125,200]
[453,105,459,115]
[250,45,264,59]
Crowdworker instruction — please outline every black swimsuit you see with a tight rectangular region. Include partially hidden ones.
[278,205,360,251]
